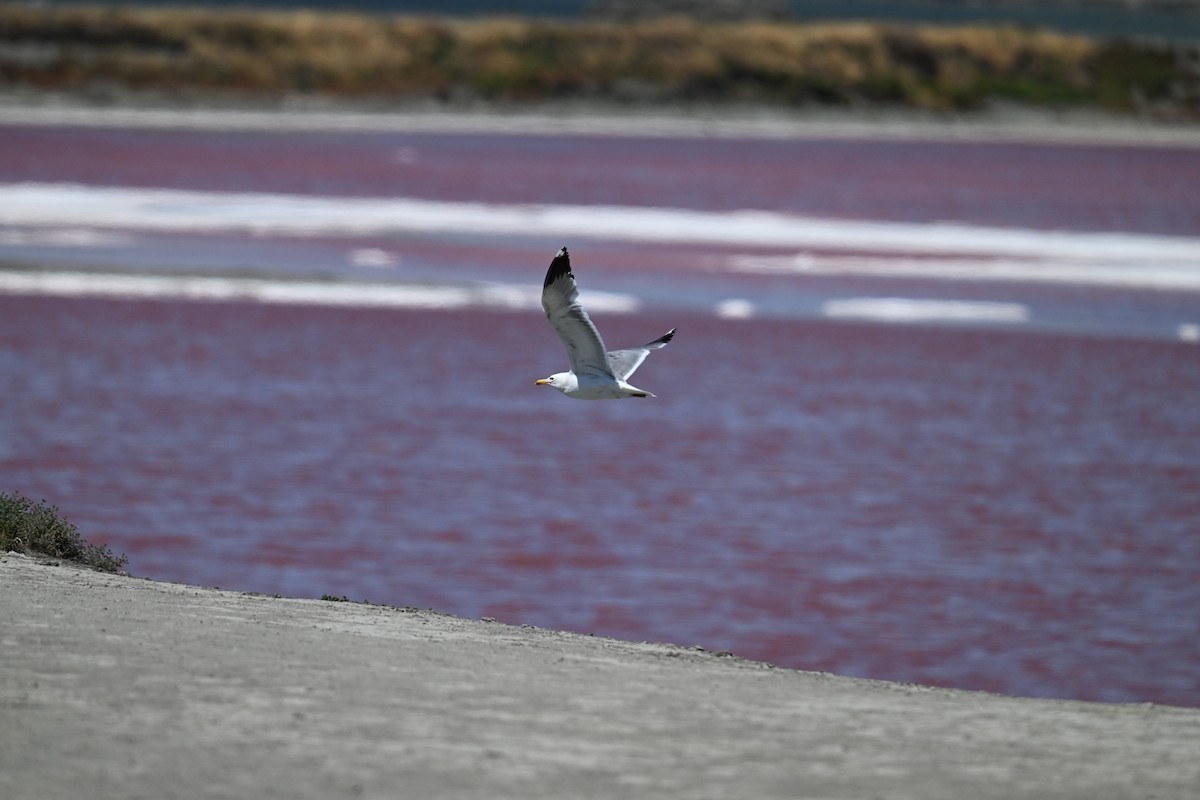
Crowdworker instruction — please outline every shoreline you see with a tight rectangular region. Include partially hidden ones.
[3,92,1200,147]
[3,551,1199,799]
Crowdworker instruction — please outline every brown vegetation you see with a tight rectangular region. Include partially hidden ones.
[0,4,1197,115]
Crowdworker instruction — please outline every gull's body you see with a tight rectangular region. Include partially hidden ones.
[537,247,675,400]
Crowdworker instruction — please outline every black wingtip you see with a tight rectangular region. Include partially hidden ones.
[543,246,572,289]
[655,328,677,345]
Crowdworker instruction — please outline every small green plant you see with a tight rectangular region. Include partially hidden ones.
[320,593,349,602]
[0,491,128,573]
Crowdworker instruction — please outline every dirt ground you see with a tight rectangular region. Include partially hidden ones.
[4,96,1200,149]
[2,552,1198,800]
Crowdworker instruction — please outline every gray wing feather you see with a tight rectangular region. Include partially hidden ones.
[541,247,613,378]
[607,328,676,380]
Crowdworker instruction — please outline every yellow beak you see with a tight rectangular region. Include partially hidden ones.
[535,379,551,385]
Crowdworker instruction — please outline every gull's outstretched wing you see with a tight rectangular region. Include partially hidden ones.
[542,247,613,378]
[607,328,676,381]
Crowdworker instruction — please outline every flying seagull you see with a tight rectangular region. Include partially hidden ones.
[536,246,675,400]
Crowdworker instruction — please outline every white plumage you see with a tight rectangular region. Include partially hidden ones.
[536,246,675,400]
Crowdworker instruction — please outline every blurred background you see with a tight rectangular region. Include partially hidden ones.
[2,0,1199,706]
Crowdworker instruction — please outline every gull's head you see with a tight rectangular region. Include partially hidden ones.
[535,372,576,394]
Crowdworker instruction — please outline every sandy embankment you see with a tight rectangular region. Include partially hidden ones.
[2,553,1198,800]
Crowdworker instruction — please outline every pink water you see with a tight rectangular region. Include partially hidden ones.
[2,120,1200,705]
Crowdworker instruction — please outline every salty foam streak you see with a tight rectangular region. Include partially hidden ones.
[4,183,1200,283]
[0,270,638,313]
[0,226,133,248]
[728,253,1200,292]
[822,298,1031,324]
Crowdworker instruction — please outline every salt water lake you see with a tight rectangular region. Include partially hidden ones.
[2,109,1199,705]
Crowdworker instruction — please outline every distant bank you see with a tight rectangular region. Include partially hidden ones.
[0,3,1197,118]
[100,0,1200,43]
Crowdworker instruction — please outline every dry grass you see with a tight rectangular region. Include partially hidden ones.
[1,5,1196,114]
